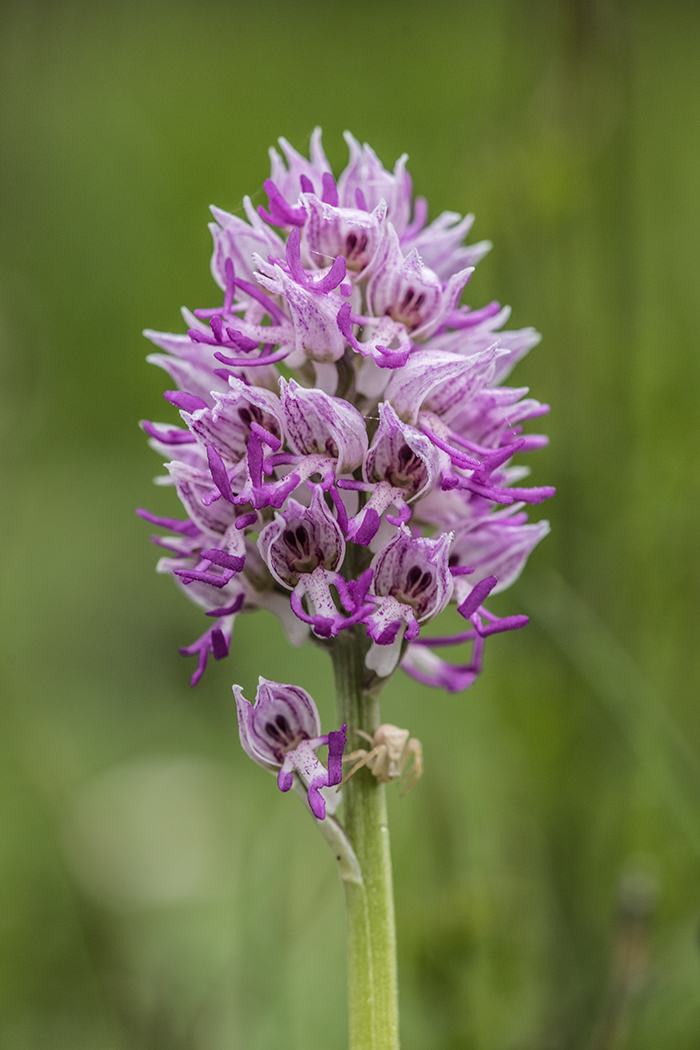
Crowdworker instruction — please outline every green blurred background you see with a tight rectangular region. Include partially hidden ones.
[1,0,700,1046]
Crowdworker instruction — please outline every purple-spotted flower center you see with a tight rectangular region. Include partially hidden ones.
[392,564,435,611]
[263,712,306,757]
[283,523,326,575]
[344,231,370,271]
[237,403,281,440]
[389,288,426,331]
[384,444,428,496]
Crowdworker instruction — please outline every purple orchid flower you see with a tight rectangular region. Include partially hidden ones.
[267,129,332,207]
[401,207,492,281]
[181,376,284,465]
[280,378,368,475]
[141,130,553,692]
[365,529,454,677]
[366,224,473,341]
[343,402,441,546]
[234,677,346,819]
[337,132,413,234]
[302,193,387,277]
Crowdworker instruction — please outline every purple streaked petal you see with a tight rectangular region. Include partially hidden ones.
[255,264,347,363]
[166,460,238,536]
[384,351,479,425]
[339,133,411,232]
[280,379,368,474]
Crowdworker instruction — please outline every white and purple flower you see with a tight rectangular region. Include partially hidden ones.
[141,130,553,693]
[235,677,346,819]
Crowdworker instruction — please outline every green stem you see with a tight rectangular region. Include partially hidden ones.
[332,629,400,1050]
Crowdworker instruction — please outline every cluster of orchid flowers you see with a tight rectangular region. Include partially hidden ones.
[140,130,552,817]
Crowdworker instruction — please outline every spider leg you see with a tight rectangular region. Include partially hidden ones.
[338,745,384,789]
[343,749,370,762]
[398,738,423,797]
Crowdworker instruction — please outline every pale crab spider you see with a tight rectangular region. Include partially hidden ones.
[339,724,423,796]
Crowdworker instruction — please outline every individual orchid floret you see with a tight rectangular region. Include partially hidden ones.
[209,199,286,289]
[337,132,413,235]
[165,458,239,537]
[366,225,473,340]
[234,677,346,819]
[145,328,233,406]
[181,375,284,465]
[254,231,348,364]
[280,378,368,474]
[401,208,492,281]
[365,402,440,500]
[179,617,233,687]
[365,529,454,677]
[266,128,332,208]
[343,402,441,546]
[448,511,551,604]
[302,194,387,276]
[425,302,541,385]
[257,488,374,640]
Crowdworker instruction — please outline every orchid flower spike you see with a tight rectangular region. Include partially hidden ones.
[141,130,552,692]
